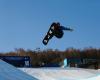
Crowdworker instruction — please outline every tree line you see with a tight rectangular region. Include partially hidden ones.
[0,48,100,67]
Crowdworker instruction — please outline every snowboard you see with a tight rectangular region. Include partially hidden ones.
[42,25,55,45]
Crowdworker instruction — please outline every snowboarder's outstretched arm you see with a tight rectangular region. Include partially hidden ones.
[60,26,73,31]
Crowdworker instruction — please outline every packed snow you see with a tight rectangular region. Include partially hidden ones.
[19,68,100,80]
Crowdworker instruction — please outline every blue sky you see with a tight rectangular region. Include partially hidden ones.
[0,0,100,52]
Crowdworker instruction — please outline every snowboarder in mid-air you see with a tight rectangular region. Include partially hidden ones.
[42,22,73,45]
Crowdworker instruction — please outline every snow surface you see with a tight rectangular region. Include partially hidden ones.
[0,59,100,80]
[19,68,100,80]
[0,60,37,80]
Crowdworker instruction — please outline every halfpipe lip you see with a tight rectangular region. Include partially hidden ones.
[0,60,37,80]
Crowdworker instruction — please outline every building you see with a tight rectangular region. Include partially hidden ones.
[0,56,31,67]
[65,58,100,69]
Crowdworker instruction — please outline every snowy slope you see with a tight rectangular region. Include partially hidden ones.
[0,60,37,80]
[19,68,100,80]
[1,59,99,80]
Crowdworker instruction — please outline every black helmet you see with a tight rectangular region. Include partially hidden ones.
[57,22,60,26]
